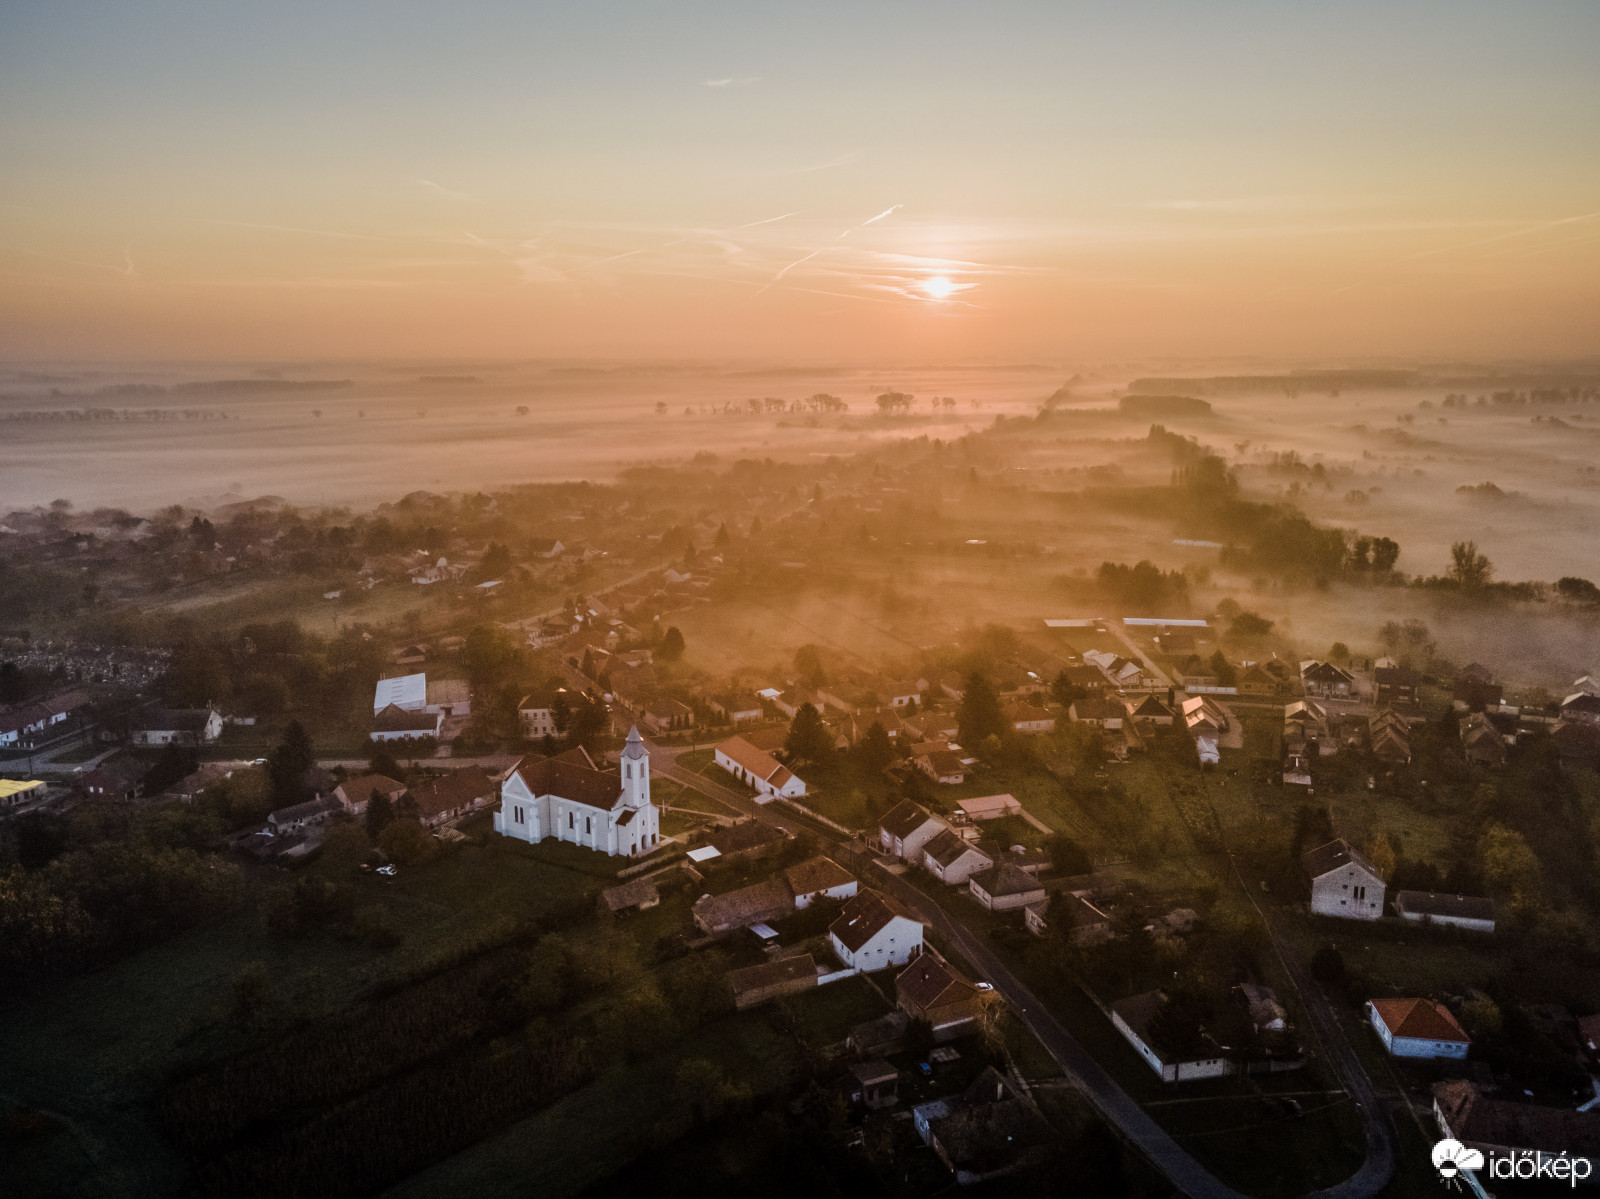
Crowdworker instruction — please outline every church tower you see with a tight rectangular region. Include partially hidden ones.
[620,725,650,808]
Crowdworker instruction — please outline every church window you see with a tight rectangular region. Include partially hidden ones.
[568,811,574,829]
[585,816,592,834]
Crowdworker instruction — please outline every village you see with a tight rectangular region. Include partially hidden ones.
[5,416,1600,1199]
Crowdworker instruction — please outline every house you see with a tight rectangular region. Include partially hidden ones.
[409,766,497,827]
[370,704,443,743]
[495,727,660,857]
[847,1060,900,1110]
[518,692,561,739]
[783,856,857,908]
[1084,650,1143,688]
[1374,665,1421,710]
[828,889,924,972]
[956,793,1021,821]
[1554,719,1600,768]
[714,735,806,801]
[770,686,821,719]
[968,863,1048,912]
[1461,712,1508,766]
[394,644,427,667]
[703,818,789,863]
[77,766,137,801]
[1028,892,1113,945]
[1454,665,1504,712]
[1175,655,1219,690]
[642,698,695,734]
[1283,698,1331,748]
[880,678,928,708]
[1434,1079,1600,1164]
[132,707,223,747]
[1237,983,1289,1034]
[914,748,967,785]
[727,954,817,1010]
[1069,694,1124,728]
[1005,700,1056,734]
[923,830,994,885]
[1111,991,1236,1082]
[421,678,470,717]
[528,537,565,558]
[1182,694,1230,736]
[1059,664,1107,694]
[692,877,796,935]
[1238,658,1295,695]
[848,1011,911,1057]
[879,800,949,861]
[1368,708,1412,765]
[0,779,47,809]
[1367,998,1470,1060]
[333,773,406,815]
[1560,692,1600,726]
[896,953,985,1041]
[1303,838,1386,921]
[1393,891,1496,933]
[710,692,764,723]
[268,794,343,834]
[1300,659,1356,699]
[373,673,427,714]
[1156,630,1196,655]
[598,877,660,914]
[1125,693,1175,725]
[913,1068,1054,1185]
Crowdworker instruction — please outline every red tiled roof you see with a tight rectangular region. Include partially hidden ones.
[1371,998,1469,1043]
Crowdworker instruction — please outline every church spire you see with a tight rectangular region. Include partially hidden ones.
[622,724,647,760]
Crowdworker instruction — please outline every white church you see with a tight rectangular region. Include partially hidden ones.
[495,726,661,858]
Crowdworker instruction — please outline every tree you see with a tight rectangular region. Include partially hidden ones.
[368,743,402,779]
[378,817,436,866]
[1310,943,1345,984]
[1557,577,1600,605]
[551,690,573,734]
[714,523,730,549]
[1448,540,1494,589]
[1207,650,1237,688]
[1478,823,1540,908]
[395,793,422,823]
[567,696,610,751]
[1370,537,1401,572]
[227,960,273,1027]
[1328,641,1351,665]
[793,644,828,687]
[267,721,315,806]
[784,703,834,766]
[957,673,1006,749]
[658,626,686,661]
[463,624,522,690]
[1362,831,1396,881]
[1050,669,1085,709]
[1229,611,1274,638]
[320,821,369,874]
[478,542,512,579]
[14,812,69,870]
[855,721,895,773]
[364,792,395,840]
[1046,834,1091,875]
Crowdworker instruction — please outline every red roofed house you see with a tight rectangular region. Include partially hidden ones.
[896,953,984,1041]
[714,734,807,801]
[1367,998,1470,1060]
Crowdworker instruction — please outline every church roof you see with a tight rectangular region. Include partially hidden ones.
[509,754,620,810]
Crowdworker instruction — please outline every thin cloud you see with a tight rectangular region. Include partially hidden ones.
[202,219,402,243]
[702,76,760,88]
[413,178,481,204]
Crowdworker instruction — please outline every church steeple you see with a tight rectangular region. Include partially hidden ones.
[620,725,650,808]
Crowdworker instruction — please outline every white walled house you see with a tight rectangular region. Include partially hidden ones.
[1393,891,1496,934]
[1367,999,1470,1060]
[784,857,858,908]
[133,708,223,747]
[714,735,807,801]
[1303,839,1386,921]
[370,705,443,743]
[923,830,994,885]
[829,890,925,972]
[495,727,660,858]
[1111,991,1236,1083]
[878,800,949,862]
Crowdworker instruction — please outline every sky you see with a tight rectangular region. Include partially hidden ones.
[2,0,1598,363]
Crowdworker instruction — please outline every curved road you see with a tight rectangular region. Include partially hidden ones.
[644,735,1396,1199]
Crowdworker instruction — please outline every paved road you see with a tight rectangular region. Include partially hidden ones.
[650,733,1395,1199]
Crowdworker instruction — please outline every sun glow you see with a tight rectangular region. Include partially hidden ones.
[920,275,957,300]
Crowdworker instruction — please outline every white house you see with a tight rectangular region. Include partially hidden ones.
[923,829,994,885]
[1304,839,1386,921]
[1392,891,1496,933]
[784,856,858,908]
[495,728,660,858]
[878,800,949,862]
[370,704,443,743]
[714,735,807,801]
[519,692,560,739]
[1111,991,1236,1083]
[968,863,1047,912]
[132,708,223,747]
[374,673,427,714]
[828,890,924,972]
[1367,998,1470,1060]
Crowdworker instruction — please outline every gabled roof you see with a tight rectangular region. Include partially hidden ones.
[137,707,218,732]
[1128,694,1173,718]
[693,877,795,932]
[707,819,787,855]
[508,753,620,810]
[919,749,967,775]
[335,773,406,803]
[970,862,1046,899]
[783,856,855,896]
[880,799,938,839]
[1302,838,1383,881]
[716,735,790,783]
[896,953,979,1012]
[728,953,815,995]
[1370,998,1469,1043]
[924,828,988,868]
[409,766,496,819]
[373,703,440,733]
[830,889,919,952]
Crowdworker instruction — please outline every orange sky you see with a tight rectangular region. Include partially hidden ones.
[2,1,1598,362]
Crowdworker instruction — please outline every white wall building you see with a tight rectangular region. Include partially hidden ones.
[714,735,807,801]
[374,673,427,714]
[1367,999,1470,1060]
[828,891,924,972]
[495,727,660,858]
[1303,839,1386,921]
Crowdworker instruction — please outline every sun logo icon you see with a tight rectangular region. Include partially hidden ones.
[1431,1139,1485,1190]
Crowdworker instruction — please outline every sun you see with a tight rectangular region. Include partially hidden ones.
[920,275,957,300]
